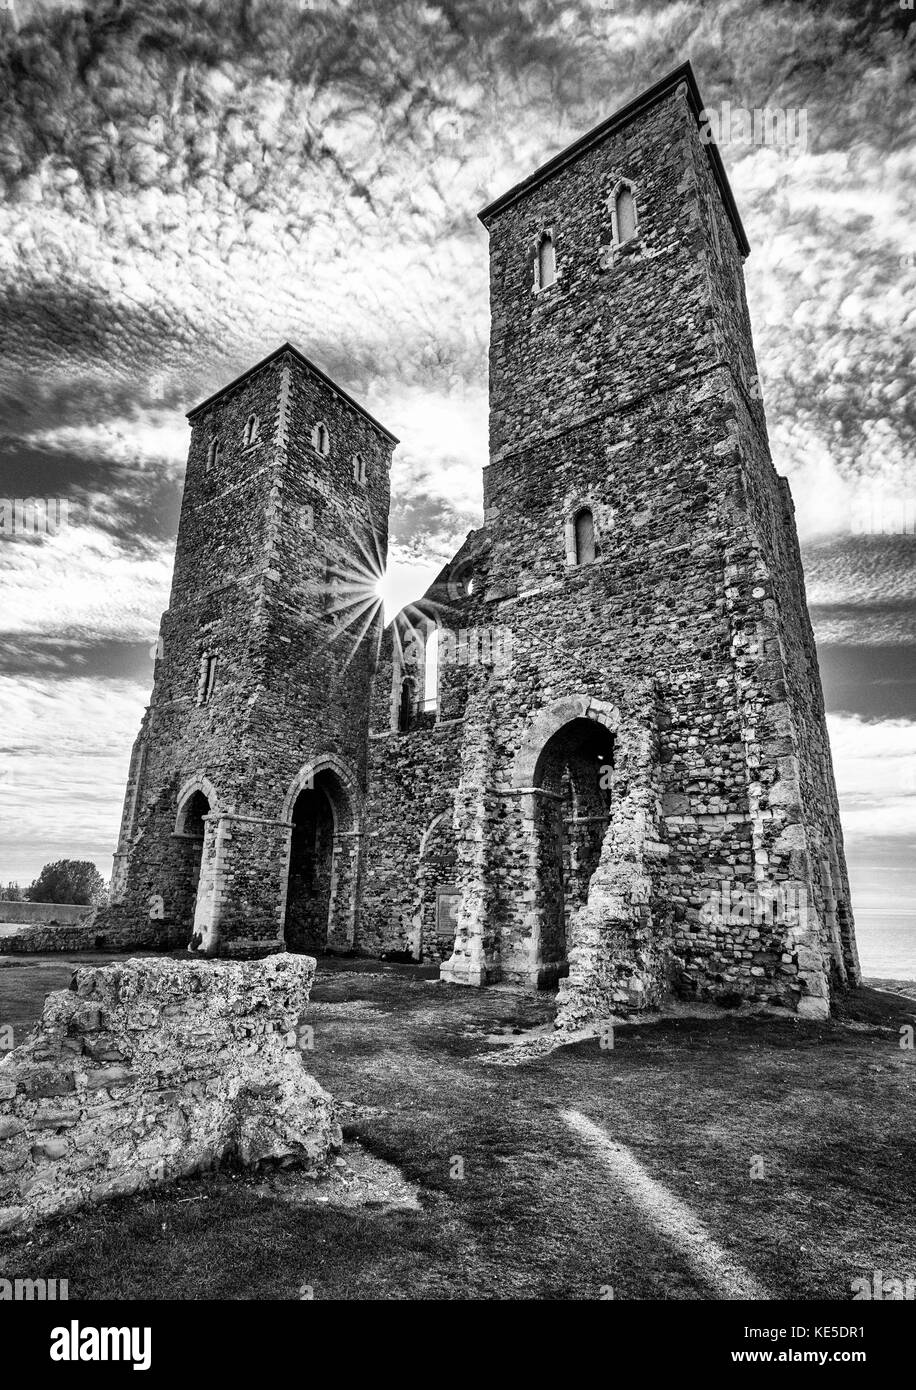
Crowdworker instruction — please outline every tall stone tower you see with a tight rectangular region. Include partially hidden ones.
[105,344,396,956]
[363,62,858,1024]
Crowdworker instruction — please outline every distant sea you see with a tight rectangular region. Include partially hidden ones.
[855,912,916,982]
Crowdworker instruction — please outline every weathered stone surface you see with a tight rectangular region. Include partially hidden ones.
[0,955,339,1231]
[0,902,95,927]
[1,918,183,955]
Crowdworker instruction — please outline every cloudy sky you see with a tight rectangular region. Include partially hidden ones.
[0,0,913,971]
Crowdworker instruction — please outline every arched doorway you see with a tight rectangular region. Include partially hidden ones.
[416,808,459,963]
[283,762,360,954]
[174,788,209,937]
[532,717,615,984]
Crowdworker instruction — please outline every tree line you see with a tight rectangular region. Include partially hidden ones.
[2,860,107,906]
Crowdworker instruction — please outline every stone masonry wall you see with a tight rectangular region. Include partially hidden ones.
[0,903,96,927]
[0,955,339,1232]
[0,917,184,956]
[362,541,487,960]
[362,616,465,960]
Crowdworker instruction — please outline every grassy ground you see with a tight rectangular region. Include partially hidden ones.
[1,955,914,1300]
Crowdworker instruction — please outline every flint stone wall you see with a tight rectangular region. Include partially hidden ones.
[0,912,185,956]
[0,954,339,1232]
[0,902,97,926]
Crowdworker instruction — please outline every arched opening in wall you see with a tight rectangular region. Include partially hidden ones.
[537,232,556,290]
[423,627,439,713]
[532,717,615,986]
[416,810,459,963]
[173,788,210,936]
[574,508,596,565]
[397,676,416,732]
[284,768,355,954]
[614,185,637,245]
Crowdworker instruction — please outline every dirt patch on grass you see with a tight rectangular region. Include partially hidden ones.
[251,1143,422,1214]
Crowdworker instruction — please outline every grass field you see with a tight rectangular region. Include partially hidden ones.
[1,955,914,1300]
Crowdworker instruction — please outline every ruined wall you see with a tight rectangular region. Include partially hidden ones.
[0,903,96,927]
[362,536,500,961]
[0,955,339,1232]
[362,615,465,959]
[0,918,183,955]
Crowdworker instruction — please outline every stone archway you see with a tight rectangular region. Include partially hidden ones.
[513,695,620,786]
[281,756,361,954]
[172,775,222,948]
[499,696,621,988]
[414,807,459,963]
[529,716,616,987]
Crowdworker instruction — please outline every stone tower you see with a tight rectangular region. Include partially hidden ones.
[362,62,858,1023]
[104,344,396,957]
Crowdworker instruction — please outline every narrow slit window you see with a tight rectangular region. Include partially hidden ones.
[243,414,260,446]
[537,233,556,290]
[574,509,596,566]
[615,186,637,244]
[397,677,415,733]
[423,629,439,712]
[312,422,330,456]
[207,438,221,471]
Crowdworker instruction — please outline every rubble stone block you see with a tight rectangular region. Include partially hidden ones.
[0,955,340,1229]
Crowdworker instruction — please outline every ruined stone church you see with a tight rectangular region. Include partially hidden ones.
[104,63,859,1025]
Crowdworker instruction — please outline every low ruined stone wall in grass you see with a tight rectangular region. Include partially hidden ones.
[0,902,96,927]
[0,919,185,956]
[0,954,339,1232]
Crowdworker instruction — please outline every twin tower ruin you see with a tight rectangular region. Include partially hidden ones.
[105,64,859,1023]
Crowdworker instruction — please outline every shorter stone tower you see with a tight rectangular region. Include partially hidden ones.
[103,344,396,956]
